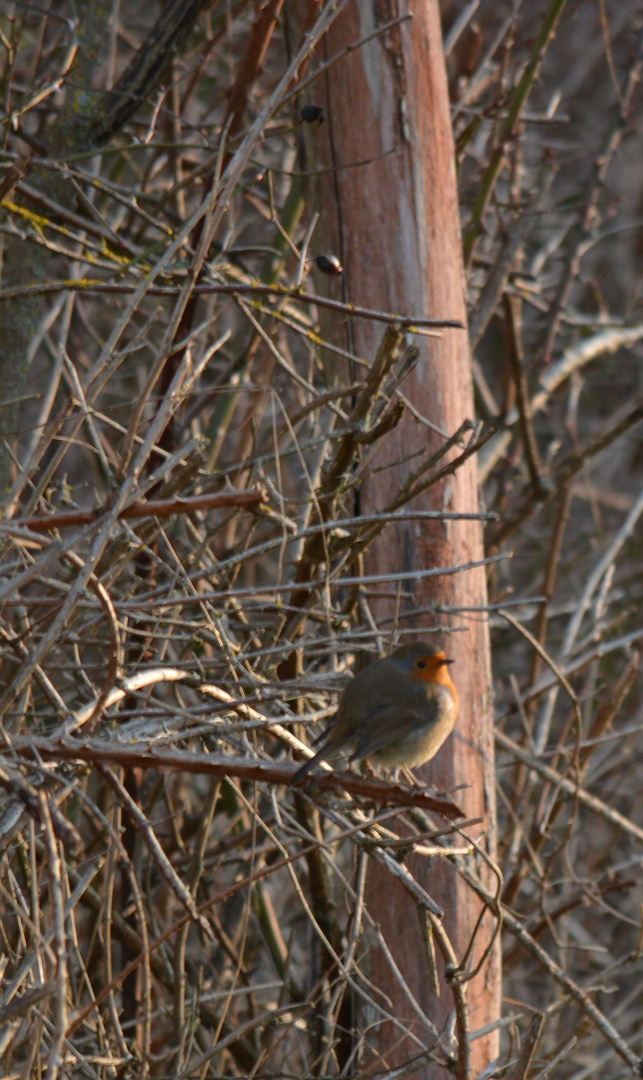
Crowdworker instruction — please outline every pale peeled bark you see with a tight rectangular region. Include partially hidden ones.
[303,2,500,1073]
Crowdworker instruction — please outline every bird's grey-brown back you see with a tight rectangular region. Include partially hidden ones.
[335,640,441,717]
[290,639,458,782]
[334,641,456,764]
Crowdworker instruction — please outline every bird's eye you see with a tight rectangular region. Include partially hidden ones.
[416,660,426,669]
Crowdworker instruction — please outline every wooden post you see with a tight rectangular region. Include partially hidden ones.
[303,2,500,1073]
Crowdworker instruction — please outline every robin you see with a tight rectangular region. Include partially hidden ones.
[291,641,458,784]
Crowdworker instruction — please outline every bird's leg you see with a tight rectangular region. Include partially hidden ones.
[357,759,379,779]
[401,766,424,787]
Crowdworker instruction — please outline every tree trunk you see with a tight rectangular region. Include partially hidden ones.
[303,2,500,1074]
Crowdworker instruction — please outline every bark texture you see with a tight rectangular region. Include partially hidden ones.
[304,2,500,1073]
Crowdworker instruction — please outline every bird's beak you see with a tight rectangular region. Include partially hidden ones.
[442,658,454,665]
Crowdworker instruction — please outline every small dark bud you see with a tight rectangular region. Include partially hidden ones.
[300,104,325,125]
[315,253,343,275]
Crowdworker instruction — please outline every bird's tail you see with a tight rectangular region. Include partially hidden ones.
[290,743,330,785]
[289,714,338,785]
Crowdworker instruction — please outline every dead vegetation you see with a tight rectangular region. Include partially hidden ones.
[0,2,642,1079]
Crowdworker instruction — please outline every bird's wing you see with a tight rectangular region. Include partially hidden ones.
[310,712,338,747]
[350,694,443,759]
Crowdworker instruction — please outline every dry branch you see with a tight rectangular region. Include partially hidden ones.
[3,486,268,533]
[1,4,642,1078]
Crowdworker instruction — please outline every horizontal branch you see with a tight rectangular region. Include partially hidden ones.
[3,487,267,534]
[116,552,513,610]
[0,278,464,330]
[14,736,464,818]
